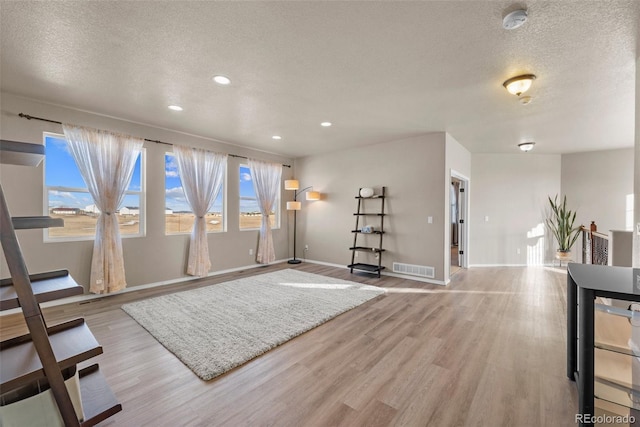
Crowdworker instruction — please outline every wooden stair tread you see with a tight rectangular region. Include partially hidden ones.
[0,140,45,167]
[11,216,64,229]
[0,319,102,390]
[0,270,83,311]
[78,364,122,427]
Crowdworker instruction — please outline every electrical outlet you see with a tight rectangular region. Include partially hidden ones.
[516,248,521,255]
[304,244,309,251]
[249,248,253,255]
[355,252,359,258]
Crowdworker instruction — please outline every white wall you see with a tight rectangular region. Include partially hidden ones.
[562,148,635,263]
[561,148,634,233]
[295,133,449,283]
[469,153,561,266]
[0,93,294,290]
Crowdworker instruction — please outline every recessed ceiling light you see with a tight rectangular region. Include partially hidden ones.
[213,75,231,85]
[168,105,183,111]
[518,142,535,152]
[272,135,282,140]
[320,122,332,127]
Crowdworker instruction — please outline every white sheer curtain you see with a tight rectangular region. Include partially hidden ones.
[62,124,144,294]
[248,159,282,264]
[174,145,227,277]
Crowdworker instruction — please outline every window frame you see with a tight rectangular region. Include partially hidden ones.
[238,163,281,231]
[626,193,634,232]
[164,151,227,235]
[43,132,146,242]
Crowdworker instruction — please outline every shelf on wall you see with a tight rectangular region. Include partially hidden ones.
[78,364,123,427]
[347,263,386,273]
[0,145,122,425]
[0,140,45,167]
[0,319,102,391]
[349,246,385,253]
[12,216,64,229]
[349,187,386,278]
[355,195,385,199]
[0,270,84,311]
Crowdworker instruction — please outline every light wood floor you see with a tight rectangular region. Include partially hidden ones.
[0,264,579,426]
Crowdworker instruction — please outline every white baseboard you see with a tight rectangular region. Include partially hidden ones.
[2,257,453,317]
[468,263,555,268]
[1,258,290,316]
[303,259,447,286]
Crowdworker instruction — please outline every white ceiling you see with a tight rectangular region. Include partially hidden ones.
[1,1,638,158]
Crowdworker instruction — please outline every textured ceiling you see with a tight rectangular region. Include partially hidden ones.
[1,1,638,158]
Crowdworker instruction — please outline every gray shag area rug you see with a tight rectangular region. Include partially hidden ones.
[121,269,385,381]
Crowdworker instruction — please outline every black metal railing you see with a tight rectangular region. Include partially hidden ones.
[581,221,608,265]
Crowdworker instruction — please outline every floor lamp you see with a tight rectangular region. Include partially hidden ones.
[285,179,320,264]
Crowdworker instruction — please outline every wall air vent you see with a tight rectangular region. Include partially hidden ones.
[392,262,435,279]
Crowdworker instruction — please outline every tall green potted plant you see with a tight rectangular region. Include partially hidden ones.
[546,195,581,261]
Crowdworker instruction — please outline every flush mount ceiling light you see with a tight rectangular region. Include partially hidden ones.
[502,9,528,30]
[168,105,183,111]
[272,135,282,140]
[518,142,536,152]
[213,75,231,85]
[320,122,332,127]
[503,74,537,96]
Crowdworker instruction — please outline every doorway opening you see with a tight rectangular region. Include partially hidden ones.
[450,171,469,277]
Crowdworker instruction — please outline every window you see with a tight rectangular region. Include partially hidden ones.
[165,153,225,234]
[626,194,634,232]
[44,133,145,240]
[239,164,279,230]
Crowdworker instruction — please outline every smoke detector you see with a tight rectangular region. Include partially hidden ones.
[503,9,528,30]
[519,96,533,105]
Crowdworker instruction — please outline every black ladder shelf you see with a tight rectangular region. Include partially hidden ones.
[0,140,122,426]
[348,187,386,278]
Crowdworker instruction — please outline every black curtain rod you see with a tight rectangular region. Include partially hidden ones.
[18,113,291,168]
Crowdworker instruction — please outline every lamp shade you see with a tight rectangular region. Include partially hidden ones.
[306,191,320,201]
[503,74,536,96]
[287,201,301,211]
[284,180,300,190]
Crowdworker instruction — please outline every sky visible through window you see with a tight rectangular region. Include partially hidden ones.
[239,165,260,214]
[45,134,141,209]
[164,154,223,213]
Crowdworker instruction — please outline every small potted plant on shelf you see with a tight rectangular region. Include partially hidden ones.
[546,194,581,262]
